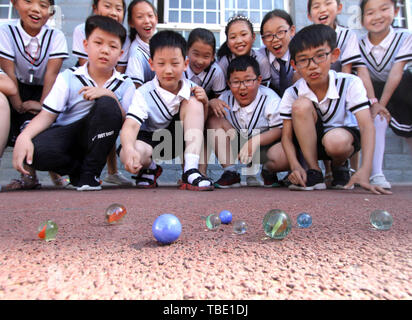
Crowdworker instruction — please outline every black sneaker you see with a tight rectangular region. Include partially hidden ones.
[76,175,102,191]
[214,171,241,189]
[289,169,326,191]
[331,161,351,189]
[261,169,280,188]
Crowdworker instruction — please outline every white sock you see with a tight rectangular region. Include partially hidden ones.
[139,161,157,186]
[371,116,388,177]
[184,153,210,187]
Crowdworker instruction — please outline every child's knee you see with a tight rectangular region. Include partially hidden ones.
[94,96,122,121]
[323,130,353,156]
[292,97,314,116]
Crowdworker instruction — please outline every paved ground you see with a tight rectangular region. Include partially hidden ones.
[0,184,410,300]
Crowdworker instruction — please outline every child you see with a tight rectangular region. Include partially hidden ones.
[186,28,226,99]
[207,55,286,188]
[0,70,17,169]
[280,24,391,195]
[0,0,68,190]
[12,15,136,191]
[119,30,214,191]
[259,9,296,97]
[125,0,158,88]
[217,15,271,85]
[185,28,226,176]
[307,0,378,179]
[72,0,132,186]
[359,0,412,189]
[72,0,130,73]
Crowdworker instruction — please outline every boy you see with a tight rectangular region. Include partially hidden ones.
[207,55,287,188]
[119,30,214,191]
[280,24,391,195]
[12,15,136,191]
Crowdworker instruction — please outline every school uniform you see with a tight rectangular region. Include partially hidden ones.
[331,25,365,72]
[218,85,282,163]
[184,61,226,98]
[72,22,131,68]
[31,64,135,180]
[126,76,196,159]
[257,47,294,97]
[359,27,412,137]
[279,70,370,159]
[217,49,271,85]
[125,35,154,85]
[0,20,68,146]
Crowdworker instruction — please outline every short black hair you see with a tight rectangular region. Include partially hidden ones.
[149,30,187,59]
[85,15,127,47]
[227,55,260,79]
[289,24,337,62]
[187,28,216,55]
[260,9,294,35]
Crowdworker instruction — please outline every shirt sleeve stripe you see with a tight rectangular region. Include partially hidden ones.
[126,113,143,124]
[42,104,61,114]
[350,101,370,113]
[72,50,88,58]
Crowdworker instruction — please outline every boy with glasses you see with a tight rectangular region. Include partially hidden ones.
[207,55,288,188]
[279,24,391,195]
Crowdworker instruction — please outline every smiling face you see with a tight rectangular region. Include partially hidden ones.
[84,28,123,72]
[187,40,214,75]
[228,66,262,108]
[227,20,256,57]
[308,0,342,28]
[149,47,188,94]
[129,1,158,43]
[93,0,125,24]
[362,0,398,36]
[291,42,339,88]
[13,0,52,36]
[261,16,295,59]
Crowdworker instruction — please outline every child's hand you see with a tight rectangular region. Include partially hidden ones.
[12,134,34,175]
[371,102,391,124]
[21,100,42,114]
[79,87,113,101]
[288,167,307,187]
[344,168,392,195]
[238,136,259,164]
[123,147,143,174]
[209,98,228,118]
[191,86,208,106]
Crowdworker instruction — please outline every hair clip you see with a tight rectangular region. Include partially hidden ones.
[227,14,252,24]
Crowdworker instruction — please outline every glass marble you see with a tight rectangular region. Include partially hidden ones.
[370,210,393,230]
[38,220,58,241]
[297,212,312,228]
[105,203,127,224]
[206,214,221,230]
[219,210,232,224]
[233,220,247,234]
[152,214,182,244]
[263,209,292,239]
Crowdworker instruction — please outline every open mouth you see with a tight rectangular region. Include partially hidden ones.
[29,15,41,22]
[318,15,329,23]
[309,72,321,80]
[143,26,153,33]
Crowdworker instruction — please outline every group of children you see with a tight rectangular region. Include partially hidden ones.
[1,0,410,195]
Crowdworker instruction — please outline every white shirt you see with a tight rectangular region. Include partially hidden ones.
[184,61,226,96]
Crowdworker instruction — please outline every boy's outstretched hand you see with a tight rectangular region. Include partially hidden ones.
[122,146,143,175]
[12,134,34,175]
[344,168,392,195]
[209,98,229,118]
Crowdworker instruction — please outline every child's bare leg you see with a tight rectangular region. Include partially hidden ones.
[322,128,354,167]
[0,92,10,159]
[349,151,360,172]
[265,142,290,172]
[291,97,321,171]
[106,146,118,175]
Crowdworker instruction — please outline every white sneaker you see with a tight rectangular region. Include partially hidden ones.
[246,176,261,187]
[370,174,391,189]
[103,172,133,186]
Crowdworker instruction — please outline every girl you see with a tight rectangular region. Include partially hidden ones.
[0,0,68,190]
[125,0,158,88]
[186,28,226,175]
[259,9,296,97]
[72,0,132,187]
[217,15,271,85]
[359,0,412,188]
[186,28,226,99]
[307,0,377,185]
[72,0,130,73]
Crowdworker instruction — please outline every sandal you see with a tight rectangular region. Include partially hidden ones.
[179,168,214,191]
[3,174,41,191]
[131,165,163,189]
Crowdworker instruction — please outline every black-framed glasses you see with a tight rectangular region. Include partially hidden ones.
[295,51,332,68]
[229,78,258,88]
[261,29,290,42]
